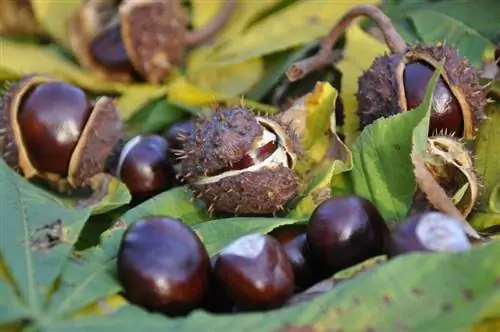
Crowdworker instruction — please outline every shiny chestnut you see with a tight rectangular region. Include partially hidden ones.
[306,196,390,277]
[213,233,295,311]
[18,82,93,175]
[388,212,472,257]
[116,216,211,316]
[116,135,178,201]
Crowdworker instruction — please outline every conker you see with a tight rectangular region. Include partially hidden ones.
[282,233,318,291]
[17,82,93,175]
[287,4,486,140]
[306,196,390,277]
[69,0,238,83]
[115,135,178,201]
[388,212,471,257]
[269,223,307,245]
[116,216,210,316]
[0,74,123,192]
[213,233,295,311]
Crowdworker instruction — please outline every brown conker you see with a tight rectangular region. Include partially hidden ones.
[0,74,124,192]
[306,195,390,277]
[116,216,211,316]
[388,212,472,257]
[213,233,295,311]
[17,82,93,175]
[115,134,178,201]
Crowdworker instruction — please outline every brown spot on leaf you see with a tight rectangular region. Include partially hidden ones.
[441,302,453,313]
[306,15,320,24]
[495,277,500,286]
[383,294,392,305]
[353,297,361,306]
[110,219,127,231]
[336,307,344,316]
[412,288,424,296]
[463,289,474,301]
[396,321,409,331]
[26,219,67,252]
[332,329,344,332]
[365,327,376,332]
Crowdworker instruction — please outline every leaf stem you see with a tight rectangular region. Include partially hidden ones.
[286,4,407,82]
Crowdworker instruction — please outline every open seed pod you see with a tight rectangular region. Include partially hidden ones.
[0,74,124,193]
[69,0,238,84]
[286,5,487,140]
[418,135,479,218]
[176,107,301,215]
[69,0,135,83]
[0,0,45,37]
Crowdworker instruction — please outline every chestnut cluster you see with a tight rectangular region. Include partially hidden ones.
[0,73,197,202]
[116,196,472,316]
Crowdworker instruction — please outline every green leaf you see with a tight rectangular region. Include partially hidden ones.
[38,240,500,331]
[46,247,120,319]
[0,158,92,322]
[349,65,440,222]
[127,98,187,135]
[409,9,494,67]
[193,217,305,256]
[474,100,500,211]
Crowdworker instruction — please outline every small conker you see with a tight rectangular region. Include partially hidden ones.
[115,134,178,201]
[177,107,301,215]
[116,216,211,316]
[287,4,486,140]
[306,195,390,277]
[282,233,318,291]
[0,74,124,192]
[269,223,307,245]
[387,212,471,257]
[69,0,238,83]
[213,233,295,311]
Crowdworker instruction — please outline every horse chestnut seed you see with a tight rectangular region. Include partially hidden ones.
[116,216,210,316]
[17,82,93,175]
[213,233,295,311]
[306,196,390,277]
[115,135,178,201]
[387,212,471,257]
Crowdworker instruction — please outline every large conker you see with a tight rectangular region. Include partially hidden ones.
[69,0,238,83]
[387,212,471,257]
[213,233,295,311]
[0,74,123,192]
[115,134,178,201]
[306,196,390,277]
[177,107,301,215]
[17,82,93,175]
[116,216,211,316]
[287,4,486,140]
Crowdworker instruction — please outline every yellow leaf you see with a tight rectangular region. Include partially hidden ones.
[166,76,278,114]
[473,318,500,332]
[72,294,128,318]
[336,25,388,146]
[280,82,338,176]
[117,85,170,121]
[191,0,223,29]
[30,0,80,51]
[211,0,380,65]
[0,39,126,93]
[187,50,264,96]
